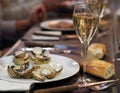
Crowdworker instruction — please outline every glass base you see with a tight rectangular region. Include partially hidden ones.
[77,75,93,86]
[77,77,88,85]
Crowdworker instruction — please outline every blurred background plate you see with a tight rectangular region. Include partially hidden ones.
[40,19,75,31]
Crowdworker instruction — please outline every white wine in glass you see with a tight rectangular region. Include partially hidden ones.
[73,3,99,83]
[73,13,98,45]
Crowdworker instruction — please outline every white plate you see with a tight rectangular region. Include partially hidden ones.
[0,54,80,83]
[40,19,74,31]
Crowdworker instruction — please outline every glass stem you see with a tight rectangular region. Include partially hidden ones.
[82,43,88,83]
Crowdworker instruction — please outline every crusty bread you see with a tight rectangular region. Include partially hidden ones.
[80,58,115,79]
[87,43,106,59]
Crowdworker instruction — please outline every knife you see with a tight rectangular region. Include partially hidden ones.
[32,79,119,93]
[24,41,78,50]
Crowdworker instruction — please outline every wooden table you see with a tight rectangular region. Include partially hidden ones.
[2,25,120,93]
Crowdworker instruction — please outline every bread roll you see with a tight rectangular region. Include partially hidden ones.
[87,43,106,59]
[80,58,115,79]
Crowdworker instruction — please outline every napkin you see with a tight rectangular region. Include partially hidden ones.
[21,30,62,41]
[34,30,62,37]
[32,35,60,41]
[32,31,61,41]
[0,80,31,91]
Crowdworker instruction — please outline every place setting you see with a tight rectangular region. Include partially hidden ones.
[0,45,118,92]
[0,0,120,93]
[0,46,80,91]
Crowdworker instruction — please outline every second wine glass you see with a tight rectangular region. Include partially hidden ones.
[73,2,99,84]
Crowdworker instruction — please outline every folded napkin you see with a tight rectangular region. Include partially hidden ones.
[0,80,31,91]
[34,30,62,37]
[32,35,60,41]
[32,31,62,41]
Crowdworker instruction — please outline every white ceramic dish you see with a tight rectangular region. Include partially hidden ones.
[0,54,80,83]
[40,19,74,31]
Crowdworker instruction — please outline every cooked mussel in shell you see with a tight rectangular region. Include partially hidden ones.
[8,47,63,81]
[7,63,63,81]
[7,62,38,79]
[30,47,51,64]
[13,51,30,65]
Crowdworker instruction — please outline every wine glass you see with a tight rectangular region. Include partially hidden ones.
[96,0,106,19]
[73,2,99,83]
[87,0,107,19]
[88,0,108,37]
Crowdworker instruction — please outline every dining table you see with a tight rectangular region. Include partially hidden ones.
[1,17,120,93]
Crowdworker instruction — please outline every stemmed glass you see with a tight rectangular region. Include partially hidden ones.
[87,0,107,19]
[96,0,106,19]
[73,2,99,83]
[88,0,107,37]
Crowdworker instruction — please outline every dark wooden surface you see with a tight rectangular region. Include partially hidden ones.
[2,25,120,93]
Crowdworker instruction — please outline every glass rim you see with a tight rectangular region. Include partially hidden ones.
[74,2,89,9]
[73,2,92,8]
[74,2,89,5]
[74,1,100,6]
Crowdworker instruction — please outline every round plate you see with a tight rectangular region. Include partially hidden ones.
[0,54,80,83]
[40,19,75,31]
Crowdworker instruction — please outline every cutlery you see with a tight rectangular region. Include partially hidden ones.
[24,41,78,50]
[21,47,76,54]
[84,78,118,91]
[31,79,119,93]
[89,81,115,90]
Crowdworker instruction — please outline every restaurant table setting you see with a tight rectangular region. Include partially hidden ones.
[0,32,119,93]
[0,23,119,93]
[0,1,120,93]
